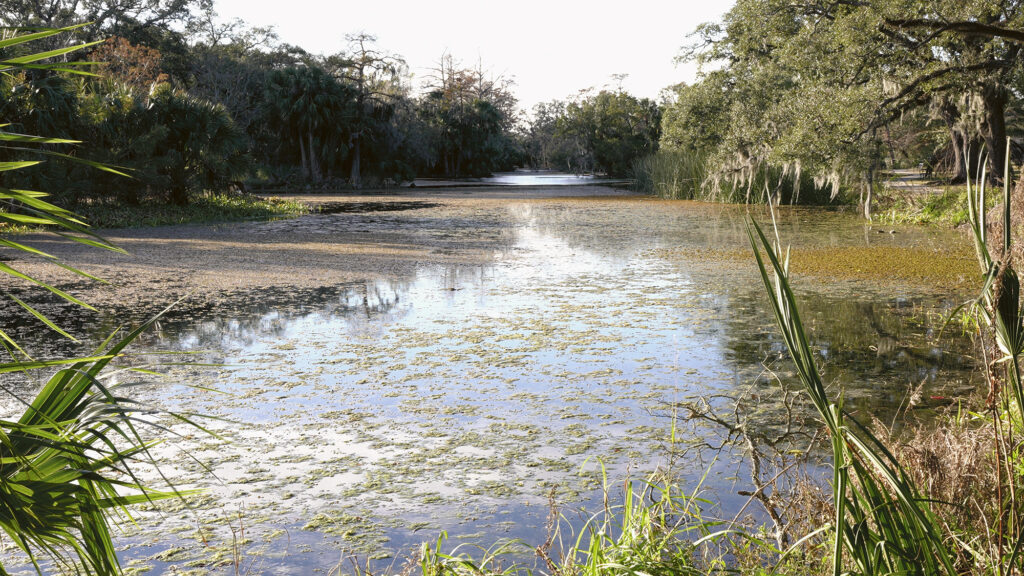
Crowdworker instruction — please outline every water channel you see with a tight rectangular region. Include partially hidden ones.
[3,188,981,574]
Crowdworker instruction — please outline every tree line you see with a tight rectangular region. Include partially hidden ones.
[12,0,1008,217]
[0,0,662,208]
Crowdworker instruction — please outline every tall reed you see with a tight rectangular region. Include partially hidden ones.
[630,150,708,200]
[748,217,956,575]
[960,143,1024,573]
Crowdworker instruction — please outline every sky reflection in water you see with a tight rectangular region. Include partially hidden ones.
[6,200,977,574]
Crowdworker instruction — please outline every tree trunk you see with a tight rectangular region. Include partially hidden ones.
[308,130,321,184]
[981,85,1009,185]
[169,184,188,206]
[935,97,967,183]
[298,133,310,181]
[949,131,967,183]
[863,169,873,221]
[791,164,801,205]
[350,134,361,188]
[883,123,897,169]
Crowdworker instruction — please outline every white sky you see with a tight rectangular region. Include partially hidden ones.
[210,0,733,112]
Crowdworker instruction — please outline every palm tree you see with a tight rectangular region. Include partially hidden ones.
[146,83,247,205]
[264,65,352,183]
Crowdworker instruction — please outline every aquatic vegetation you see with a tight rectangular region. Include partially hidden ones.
[654,243,978,292]
[750,218,956,574]
[72,193,308,229]
[0,193,982,573]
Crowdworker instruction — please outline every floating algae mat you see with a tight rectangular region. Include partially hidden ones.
[2,197,981,574]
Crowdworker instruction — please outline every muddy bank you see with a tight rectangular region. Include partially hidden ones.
[8,188,644,312]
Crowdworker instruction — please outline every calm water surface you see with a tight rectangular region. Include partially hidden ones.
[415,170,629,187]
[6,196,980,574]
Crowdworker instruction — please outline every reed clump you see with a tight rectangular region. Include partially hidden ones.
[630,150,838,205]
[413,470,734,576]
[881,418,999,543]
[630,150,709,200]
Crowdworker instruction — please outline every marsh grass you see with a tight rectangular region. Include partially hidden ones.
[749,217,958,575]
[878,417,998,539]
[336,468,739,576]
[539,470,735,576]
[72,193,308,229]
[630,151,708,200]
[954,147,1024,572]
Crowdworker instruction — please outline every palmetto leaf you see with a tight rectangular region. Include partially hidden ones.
[0,25,204,575]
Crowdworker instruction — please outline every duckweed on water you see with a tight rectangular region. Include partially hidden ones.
[0,197,982,574]
[656,243,978,291]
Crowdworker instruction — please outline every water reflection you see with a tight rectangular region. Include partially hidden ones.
[0,198,982,573]
[161,281,412,352]
[720,291,975,421]
[480,171,627,186]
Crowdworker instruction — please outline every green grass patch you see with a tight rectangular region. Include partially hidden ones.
[73,193,308,229]
[876,186,983,226]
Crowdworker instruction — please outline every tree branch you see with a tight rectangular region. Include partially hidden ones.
[877,59,1011,112]
[885,18,1024,44]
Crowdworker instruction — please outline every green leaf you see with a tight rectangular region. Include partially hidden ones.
[0,261,95,310]
[8,295,76,341]
[0,40,102,66]
[0,161,41,171]
[0,132,78,144]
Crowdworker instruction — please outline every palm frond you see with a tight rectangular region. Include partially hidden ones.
[748,216,956,575]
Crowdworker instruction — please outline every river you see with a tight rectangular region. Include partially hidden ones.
[1,186,980,574]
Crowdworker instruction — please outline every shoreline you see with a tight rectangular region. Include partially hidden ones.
[4,187,973,327]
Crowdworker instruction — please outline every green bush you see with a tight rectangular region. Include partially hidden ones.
[75,192,307,228]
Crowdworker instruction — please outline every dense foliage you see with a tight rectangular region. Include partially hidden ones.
[1,0,679,208]
[0,16,527,204]
[653,0,1024,215]
[520,89,661,177]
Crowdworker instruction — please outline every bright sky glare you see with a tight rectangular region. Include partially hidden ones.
[211,0,733,112]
